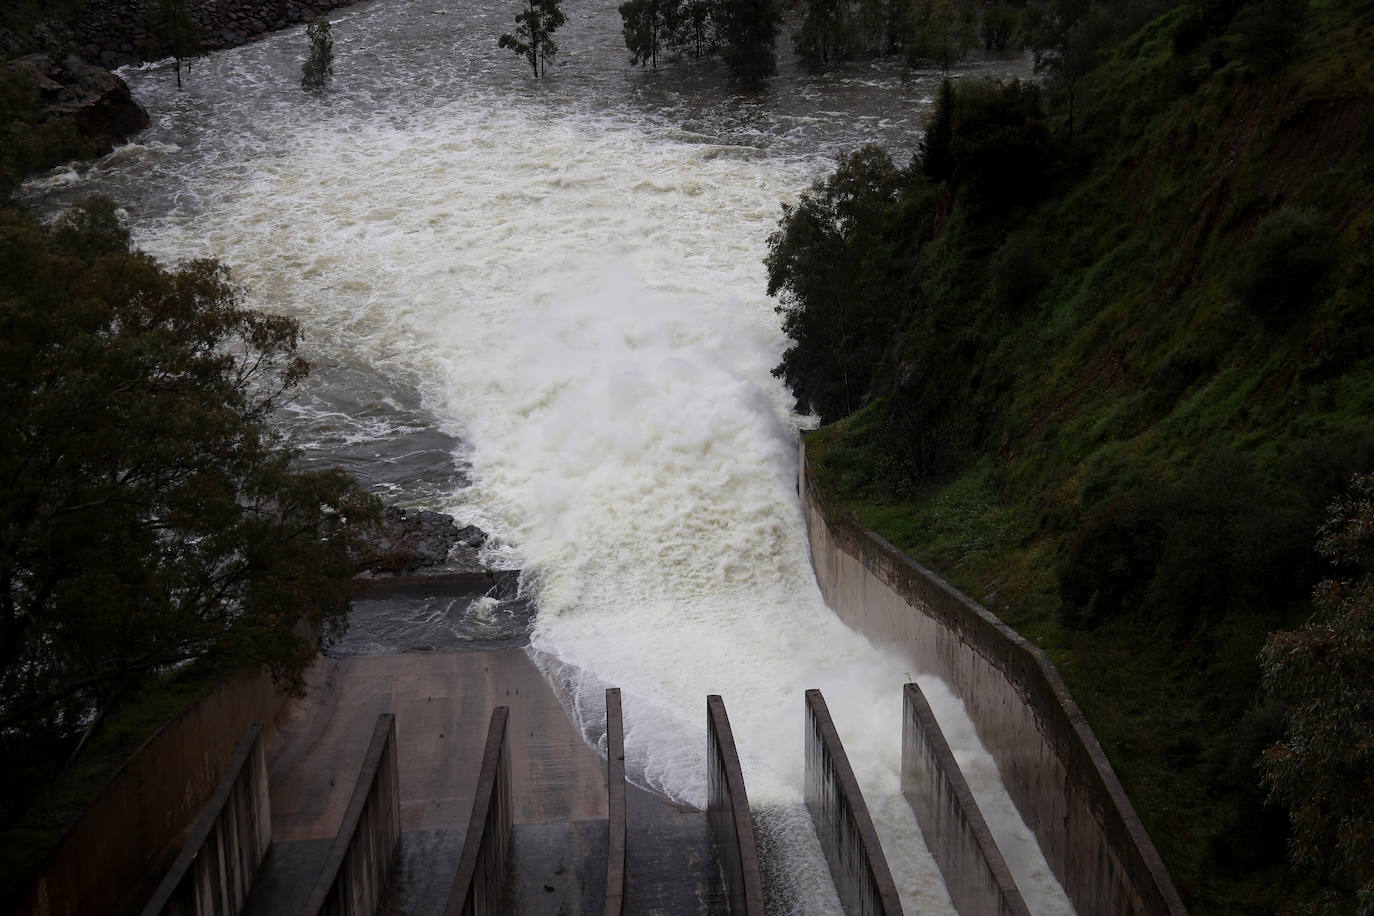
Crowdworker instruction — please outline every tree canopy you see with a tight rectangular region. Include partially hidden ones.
[498,0,568,78]
[0,198,378,766]
[301,15,335,93]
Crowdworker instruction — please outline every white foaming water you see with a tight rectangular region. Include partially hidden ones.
[23,2,1065,911]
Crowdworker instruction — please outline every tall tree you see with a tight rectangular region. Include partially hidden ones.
[1261,473,1374,912]
[300,14,335,93]
[620,0,671,68]
[0,197,378,759]
[498,0,568,78]
[669,0,717,59]
[715,0,781,82]
[148,0,207,89]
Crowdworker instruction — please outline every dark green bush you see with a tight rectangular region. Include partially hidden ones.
[1230,205,1337,326]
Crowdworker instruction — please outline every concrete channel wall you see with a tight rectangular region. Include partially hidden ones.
[446,706,514,916]
[901,683,1030,916]
[139,724,272,916]
[604,689,627,916]
[803,690,904,916]
[11,667,286,916]
[706,695,766,916]
[799,442,1187,916]
[302,714,401,916]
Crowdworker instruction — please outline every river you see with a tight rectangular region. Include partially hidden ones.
[21,1,1069,911]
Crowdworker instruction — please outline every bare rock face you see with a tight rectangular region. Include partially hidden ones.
[10,54,149,155]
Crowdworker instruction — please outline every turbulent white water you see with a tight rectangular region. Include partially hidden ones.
[22,1,1069,911]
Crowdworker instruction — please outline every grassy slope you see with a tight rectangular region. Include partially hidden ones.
[807,1,1374,911]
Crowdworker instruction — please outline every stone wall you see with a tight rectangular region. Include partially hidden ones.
[803,689,903,916]
[139,724,272,916]
[800,439,1188,916]
[77,0,362,68]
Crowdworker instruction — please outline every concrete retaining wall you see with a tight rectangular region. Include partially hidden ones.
[706,695,765,916]
[604,689,627,916]
[139,724,272,916]
[804,689,903,916]
[445,706,514,916]
[302,713,401,916]
[800,441,1186,916]
[901,683,1029,916]
[12,667,287,916]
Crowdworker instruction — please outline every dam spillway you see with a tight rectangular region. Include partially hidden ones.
[17,0,1070,910]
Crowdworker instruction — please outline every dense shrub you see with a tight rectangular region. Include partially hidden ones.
[1231,205,1337,326]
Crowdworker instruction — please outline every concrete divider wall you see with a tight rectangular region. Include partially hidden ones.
[706,695,765,916]
[303,713,401,916]
[12,667,286,916]
[803,689,904,916]
[604,689,627,916]
[139,724,271,916]
[445,706,514,916]
[799,441,1187,916]
[901,683,1030,916]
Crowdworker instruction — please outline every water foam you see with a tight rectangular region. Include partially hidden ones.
[26,4,1067,911]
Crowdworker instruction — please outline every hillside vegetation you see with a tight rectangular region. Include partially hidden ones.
[772,0,1374,911]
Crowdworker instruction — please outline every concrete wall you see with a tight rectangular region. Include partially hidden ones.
[603,689,627,916]
[706,695,765,916]
[445,706,514,916]
[800,441,1187,916]
[901,683,1030,916]
[302,713,401,916]
[804,690,904,916]
[12,667,287,916]
[139,724,272,916]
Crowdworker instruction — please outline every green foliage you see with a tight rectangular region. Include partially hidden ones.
[620,0,668,67]
[787,1,1374,908]
[301,15,335,93]
[498,0,568,78]
[715,0,781,82]
[1262,473,1374,913]
[980,2,1021,51]
[1227,0,1310,73]
[0,64,90,199]
[0,197,379,779]
[148,0,208,89]
[766,145,908,421]
[1230,205,1338,327]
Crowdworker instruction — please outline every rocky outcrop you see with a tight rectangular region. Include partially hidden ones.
[8,53,149,156]
[358,506,490,576]
[77,0,362,69]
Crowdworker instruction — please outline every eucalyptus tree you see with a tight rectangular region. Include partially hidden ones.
[620,0,672,68]
[498,0,568,78]
[301,14,335,92]
[148,0,207,89]
[716,0,781,82]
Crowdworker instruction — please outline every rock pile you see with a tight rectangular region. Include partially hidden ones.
[77,0,361,68]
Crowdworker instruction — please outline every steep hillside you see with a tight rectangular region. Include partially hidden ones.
[777,0,1374,910]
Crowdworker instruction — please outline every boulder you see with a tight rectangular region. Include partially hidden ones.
[359,506,490,575]
[9,54,149,156]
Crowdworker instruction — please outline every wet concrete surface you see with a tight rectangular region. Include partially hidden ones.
[241,579,724,914]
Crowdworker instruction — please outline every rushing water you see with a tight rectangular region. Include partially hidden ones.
[22,1,1070,911]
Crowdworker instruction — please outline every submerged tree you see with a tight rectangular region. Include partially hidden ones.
[716,0,782,82]
[498,0,568,78]
[148,0,207,89]
[0,197,379,765]
[301,14,335,92]
[620,0,669,68]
